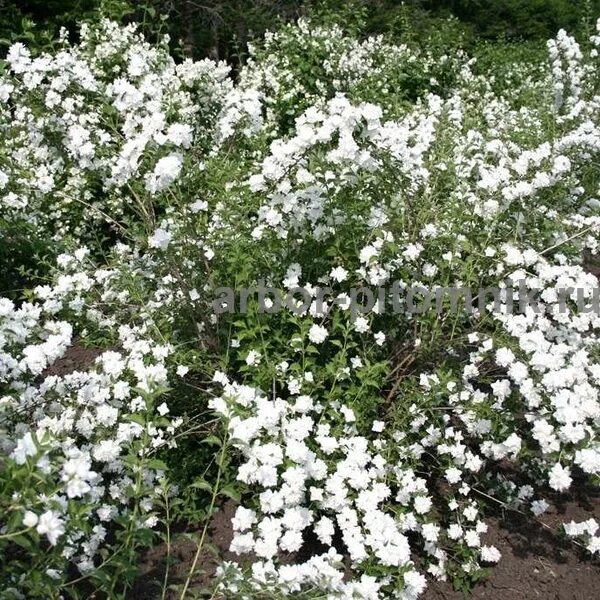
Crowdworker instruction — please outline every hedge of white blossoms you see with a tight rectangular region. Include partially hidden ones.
[0,18,231,240]
[2,15,600,600]
[0,290,180,594]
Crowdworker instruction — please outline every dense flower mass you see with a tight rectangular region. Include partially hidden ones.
[2,12,600,600]
[0,19,231,240]
[0,289,180,592]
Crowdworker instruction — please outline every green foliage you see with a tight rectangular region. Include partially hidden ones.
[2,0,598,63]
[471,39,548,105]
[446,0,591,40]
[360,0,599,41]
[0,0,98,50]
[0,220,53,299]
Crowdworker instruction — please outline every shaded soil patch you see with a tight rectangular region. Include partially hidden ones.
[425,492,600,600]
[129,518,225,599]
[43,341,105,377]
[130,500,335,599]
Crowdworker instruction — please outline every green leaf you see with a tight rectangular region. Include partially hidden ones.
[201,435,222,447]
[146,458,168,471]
[191,478,213,493]
[10,534,34,552]
[219,485,241,502]
[125,413,146,427]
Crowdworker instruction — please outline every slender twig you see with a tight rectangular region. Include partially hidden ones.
[178,436,227,599]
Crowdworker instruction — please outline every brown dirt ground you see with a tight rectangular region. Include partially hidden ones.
[43,341,104,377]
[129,501,239,599]
[424,491,600,600]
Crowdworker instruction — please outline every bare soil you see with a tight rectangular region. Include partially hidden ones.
[43,341,104,377]
[424,492,600,600]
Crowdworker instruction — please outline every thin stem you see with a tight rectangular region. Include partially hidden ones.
[0,527,32,539]
[161,487,172,600]
[179,435,228,599]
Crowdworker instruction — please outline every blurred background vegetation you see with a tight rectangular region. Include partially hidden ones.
[1,0,598,63]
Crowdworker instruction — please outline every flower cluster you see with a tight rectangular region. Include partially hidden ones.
[0,277,180,593]
[199,18,600,598]
[3,14,600,600]
[0,19,231,241]
[237,18,464,136]
[209,374,450,599]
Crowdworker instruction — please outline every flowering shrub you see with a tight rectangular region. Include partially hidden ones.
[0,19,231,243]
[0,290,181,596]
[237,19,466,136]
[2,13,600,600]
[204,20,600,598]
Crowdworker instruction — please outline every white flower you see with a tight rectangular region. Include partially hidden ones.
[230,532,255,554]
[359,245,378,264]
[232,507,257,531]
[495,347,515,367]
[447,524,463,540]
[480,545,501,563]
[190,199,208,212]
[148,228,172,250]
[564,520,587,537]
[144,515,159,528]
[531,499,550,516]
[145,154,183,194]
[463,505,478,521]
[93,440,121,462]
[548,463,572,492]
[421,523,440,542]
[6,42,31,73]
[308,324,328,344]
[340,405,356,423]
[351,356,363,369]
[403,243,423,261]
[330,266,348,282]
[314,516,335,545]
[166,123,193,148]
[574,448,600,474]
[465,530,481,547]
[445,467,462,484]
[23,511,38,528]
[354,316,370,333]
[372,420,384,433]
[61,456,96,498]
[11,433,38,465]
[36,511,65,546]
[587,537,600,554]
[413,496,432,515]
[245,350,261,366]
[402,570,427,599]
